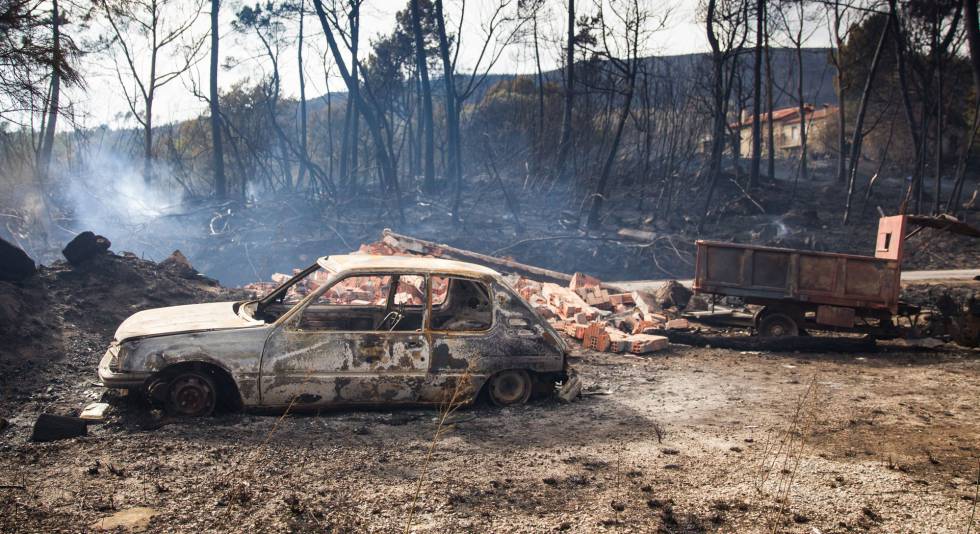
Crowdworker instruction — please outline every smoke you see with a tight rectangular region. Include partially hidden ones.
[58,149,191,261]
[772,218,790,239]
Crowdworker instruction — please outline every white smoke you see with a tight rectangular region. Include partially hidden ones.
[59,149,189,260]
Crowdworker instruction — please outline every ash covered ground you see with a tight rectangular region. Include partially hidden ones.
[0,251,978,533]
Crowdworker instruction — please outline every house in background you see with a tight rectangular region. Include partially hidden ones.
[733,104,837,158]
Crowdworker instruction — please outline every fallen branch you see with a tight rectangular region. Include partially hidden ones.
[490,235,616,256]
[383,229,574,284]
[907,214,980,238]
[728,179,766,214]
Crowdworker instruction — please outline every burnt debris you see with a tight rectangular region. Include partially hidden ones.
[0,236,36,282]
[62,231,111,265]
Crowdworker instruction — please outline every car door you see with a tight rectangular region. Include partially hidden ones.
[259,273,430,407]
[421,275,495,403]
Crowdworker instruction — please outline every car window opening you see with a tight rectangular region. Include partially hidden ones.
[430,276,492,331]
[291,274,428,332]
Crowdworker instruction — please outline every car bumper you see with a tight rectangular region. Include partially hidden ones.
[97,349,150,389]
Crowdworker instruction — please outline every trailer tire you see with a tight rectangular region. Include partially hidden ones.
[759,313,800,337]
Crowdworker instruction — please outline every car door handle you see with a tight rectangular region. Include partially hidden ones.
[405,340,424,349]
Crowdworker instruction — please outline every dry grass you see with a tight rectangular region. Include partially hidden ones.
[750,375,821,532]
[403,373,473,533]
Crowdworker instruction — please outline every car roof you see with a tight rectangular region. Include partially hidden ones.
[318,254,502,278]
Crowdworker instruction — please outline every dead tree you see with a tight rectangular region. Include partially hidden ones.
[435,0,528,222]
[584,0,657,229]
[947,0,980,212]
[409,0,435,192]
[312,0,404,222]
[554,0,575,182]
[35,0,60,185]
[432,0,461,219]
[842,2,891,225]
[209,0,225,198]
[764,1,775,183]
[824,0,851,184]
[775,0,818,187]
[893,1,962,213]
[698,0,750,233]
[100,0,206,184]
[749,0,763,188]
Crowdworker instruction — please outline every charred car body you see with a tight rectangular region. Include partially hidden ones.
[98,255,568,416]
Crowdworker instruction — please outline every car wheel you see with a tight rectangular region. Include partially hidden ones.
[167,371,217,417]
[487,370,533,407]
[759,313,800,337]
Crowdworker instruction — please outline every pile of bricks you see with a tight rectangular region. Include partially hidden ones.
[513,272,692,355]
[241,239,690,356]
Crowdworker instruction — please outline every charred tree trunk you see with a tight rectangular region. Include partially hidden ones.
[37,0,60,183]
[966,0,980,88]
[409,0,435,192]
[699,0,741,233]
[831,0,847,184]
[893,17,921,207]
[555,0,575,182]
[586,75,636,229]
[340,91,353,188]
[795,30,808,185]
[764,5,775,183]
[296,1,310,191]
[533,14,545,139]
[312,0,404,223]
[749,0,763,189]
[348,4,360,192]
[209,0,225,198]
[949,0,980,213]
[843,7,891,224]
[433,0,462,222]
[934,43,943,214]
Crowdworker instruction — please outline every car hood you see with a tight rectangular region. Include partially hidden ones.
[114,302,260,342]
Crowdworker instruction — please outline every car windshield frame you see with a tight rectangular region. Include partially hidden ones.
[256,263,325,311]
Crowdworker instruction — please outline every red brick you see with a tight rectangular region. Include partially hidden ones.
[628,334,669,354]
[570,272,602,290]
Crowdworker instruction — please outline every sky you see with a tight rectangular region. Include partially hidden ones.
[66,0,831,130]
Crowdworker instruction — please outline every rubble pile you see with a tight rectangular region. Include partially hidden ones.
[514,274,689,355]
[240,237,692,356]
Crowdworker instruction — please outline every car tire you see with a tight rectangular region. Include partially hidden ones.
[759,313,800,337]
[487,370,533,407]
[166,371,217,417]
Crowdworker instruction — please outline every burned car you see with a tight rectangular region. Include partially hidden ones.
[98,255,569,416]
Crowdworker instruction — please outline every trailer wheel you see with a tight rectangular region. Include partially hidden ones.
[759,313,800,337]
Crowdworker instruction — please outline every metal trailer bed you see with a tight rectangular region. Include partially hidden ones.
[693,215,915,337]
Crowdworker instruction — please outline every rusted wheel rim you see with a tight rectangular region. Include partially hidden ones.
[760,313,799,337]
[170,374,215,417]
[489,370,532,407]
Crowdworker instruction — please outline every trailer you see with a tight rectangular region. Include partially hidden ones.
[693,215,916,337]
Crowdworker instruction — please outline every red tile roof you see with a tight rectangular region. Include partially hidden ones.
[733,104,836,128]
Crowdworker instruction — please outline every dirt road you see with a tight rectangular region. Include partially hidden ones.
[611,268,980,293]
[1,343,978,533]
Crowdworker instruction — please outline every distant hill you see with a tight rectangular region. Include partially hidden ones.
[306,47,837,114]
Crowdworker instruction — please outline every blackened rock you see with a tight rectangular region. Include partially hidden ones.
[31,413,87,442]
[0,236,36,281]
[62,231,111,265]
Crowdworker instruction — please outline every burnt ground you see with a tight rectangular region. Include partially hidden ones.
[1,345,979,533]
[6,163,980,287]
[0,254,979,532]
